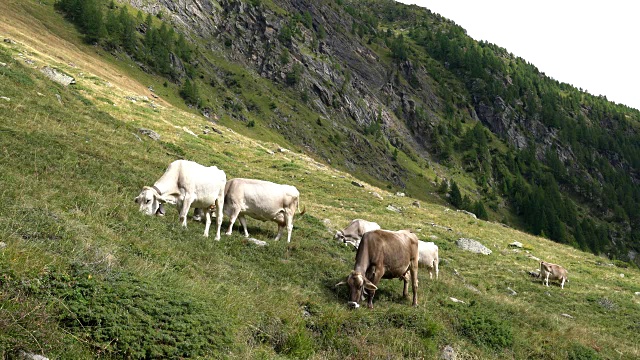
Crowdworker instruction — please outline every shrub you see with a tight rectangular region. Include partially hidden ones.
[567,343,602,360]
[458,313,513,350]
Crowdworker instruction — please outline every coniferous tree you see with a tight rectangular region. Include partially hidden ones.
[449,181,462,208]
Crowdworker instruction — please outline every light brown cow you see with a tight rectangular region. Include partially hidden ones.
[336,229,419,309]
[334,219,381,248]
[223,178,305,243]
[540,261,568,289]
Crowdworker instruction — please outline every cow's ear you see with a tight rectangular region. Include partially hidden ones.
[363,279,378,291]
[134,197,140,204]
[334,281,346,287]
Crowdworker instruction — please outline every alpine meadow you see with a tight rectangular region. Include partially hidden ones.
[1,0,639,359]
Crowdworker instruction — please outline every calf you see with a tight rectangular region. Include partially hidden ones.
[539,261,568,289]
[418,240,439,280]
[334,219,381,248]
[134,160,226,240]
[336,229,419,309]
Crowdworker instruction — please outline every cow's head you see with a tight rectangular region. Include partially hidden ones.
[134,186,165,216]
[335,271,377,309]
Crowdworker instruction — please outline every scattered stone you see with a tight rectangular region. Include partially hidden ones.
[456,238,492,255]
[429,235,438,240]
[351,181,364,187]
[371,192,383,200]
[0,96,10,101]
[36,92,44,96]
[55,94,62,105]
[634,292,640,296]
[125,95,137,102]
[449,297,466,304]
[182,127,197,137]
[395,192,405,197]
[40,66,75,86]
[465,284,481,294]
[507,287,517,296]
[148,85,154,92]
[151,93,159,99]
[132,132,142,142]
[412,200,420,208]
[526,254,541,262]
[429,222,453,231]
[529,271,540,278]
[386,204,401,213]
[457,209,477,219]
[597,298,616,310]
[138,128,160,141]
[276,147,289,153]
[0,242,6,249]
[18,351,49,360]
[4,38,16,44]
[440,345,457,360]
[509,241,523,248]
[246,238,268,246]
[0,62,6,67]
[560,313,573,319]
[24,59,35,66]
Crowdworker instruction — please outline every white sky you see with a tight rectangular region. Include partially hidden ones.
[396,0,640,111]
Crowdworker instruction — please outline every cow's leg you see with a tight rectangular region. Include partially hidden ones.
[178,197,193,228]
[435,260,439,280]
[402,277,409,298]
[285,211,294,243]
[193,208,204,222]
[225,207,241,235]
[203,210,211,237]
[410,259,419,306]
[274,223,284,241]
[214,194,223,241]
[560,277,565,289]
[239,215,249,237]
[368,268,385,309]
[544,273,550,287]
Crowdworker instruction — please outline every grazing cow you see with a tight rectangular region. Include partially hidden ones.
[334,219,381,248]
[418,240,439,280]
[223,178,305,243]
[336,229,419,309]
[134,160,226,240]
[539,261,568,289]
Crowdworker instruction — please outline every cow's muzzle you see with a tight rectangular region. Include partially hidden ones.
[347,301,360,309]
[155,203,166,217]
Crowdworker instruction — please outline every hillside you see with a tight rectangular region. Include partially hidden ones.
[1,1,640,359]
[68,0,640,263]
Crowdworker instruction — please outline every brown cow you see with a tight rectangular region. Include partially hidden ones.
[540,261,568,289]
[336,229,419,309]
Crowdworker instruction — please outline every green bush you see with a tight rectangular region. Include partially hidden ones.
[567,343,602,360]
[458,312,513,350]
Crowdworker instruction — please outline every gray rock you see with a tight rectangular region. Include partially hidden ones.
[560,313,573,319]
[456,238,492,255]
[55,94,62,105]
[138,128,160,141]
[412,200,420,208]
[457,209,477,219]
[0,62,6,66]
[371,192,383,200]
[4,38,16,44]
[247,238,268,246]
[0,96,10,101]
[634,292,640,296]
[18,351,49,360]
[351,180,364,187]
[465,284,481,294]
[507,287,517,296]
[40,66,76,86]
[0,242,6,249]
[440,345,456,360]
[449,297,466,304]
[395,192,405,197]
[386,204,401,213]
[509,241,523,248]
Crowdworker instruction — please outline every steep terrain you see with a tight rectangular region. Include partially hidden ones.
[1,0,639,359]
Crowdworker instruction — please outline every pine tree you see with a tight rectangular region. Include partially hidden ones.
[81,0,106,44]
[119,7,137,53]
[449,181,462,208]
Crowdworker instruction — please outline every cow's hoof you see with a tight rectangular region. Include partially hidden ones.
[347,302,360,309]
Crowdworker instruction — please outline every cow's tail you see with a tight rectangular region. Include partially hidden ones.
[296,198,306,216]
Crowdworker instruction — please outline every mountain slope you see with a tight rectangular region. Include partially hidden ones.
[1,1,639,359]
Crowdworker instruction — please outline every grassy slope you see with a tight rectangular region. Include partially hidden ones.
[1,1,639,359]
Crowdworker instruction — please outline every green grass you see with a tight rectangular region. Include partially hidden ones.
[1,2,640,360]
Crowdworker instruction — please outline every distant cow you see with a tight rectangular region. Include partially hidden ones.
[418,240,439,280]
[336,229,419,309]
[134,160,226,240]
[224,178,305,243]
[539,261,568,289]
[335,219,381,248]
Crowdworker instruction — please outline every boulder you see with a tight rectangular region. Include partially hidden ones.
[456,238,492,255]
[351,180,364,187]
[40,66,76,86]
[440,345,456,360]
[509,241,523,248]
[138,128,160,141]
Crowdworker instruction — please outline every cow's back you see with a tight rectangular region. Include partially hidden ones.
[359,230,418,278]
[225,178,299,221]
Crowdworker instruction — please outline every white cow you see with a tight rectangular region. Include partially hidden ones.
[417,240,439,280]
[539,261,568,289]
[335,219,381,249]
[224,178,304,242]
[134,160,226,240]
